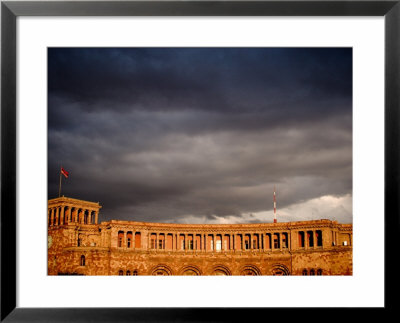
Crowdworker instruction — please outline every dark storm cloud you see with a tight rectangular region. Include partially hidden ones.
[48,47,352,223]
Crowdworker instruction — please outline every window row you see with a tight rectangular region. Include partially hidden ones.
[118,270,138,276]
[302,269,323,275]
[117,231,142,248]
[147,232,289,251]
[297,230,323,248]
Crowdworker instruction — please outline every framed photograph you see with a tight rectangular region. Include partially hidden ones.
[1,0,398,321]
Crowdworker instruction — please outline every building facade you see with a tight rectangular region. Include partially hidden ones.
[48,196,353,276]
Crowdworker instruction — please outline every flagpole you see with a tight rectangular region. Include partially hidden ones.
[58,166,62,197]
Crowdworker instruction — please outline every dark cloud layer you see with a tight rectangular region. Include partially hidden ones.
[48,48,352,223]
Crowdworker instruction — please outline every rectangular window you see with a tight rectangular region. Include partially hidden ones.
[282,233,288,248]
[298,232,305,248]
[316,230,323,247]
[307,231,314,247]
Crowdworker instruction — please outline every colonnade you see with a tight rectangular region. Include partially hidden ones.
[113,229,326,251]
[48,206,99,226]
[115,230,295,251]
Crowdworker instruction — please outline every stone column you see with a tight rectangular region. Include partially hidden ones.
[88,210,92,225]
[60,206,65,225]
[155,233,159,250]
[213,234,216,251]
[55,208,59,226]
[262,234,266,251]
[66,207,70,224]
[198,234,200,251]
[313,231,316,248]
[305,231,308,249]
[49,208,53,226]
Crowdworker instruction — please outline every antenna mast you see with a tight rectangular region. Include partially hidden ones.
[273,186,277,223]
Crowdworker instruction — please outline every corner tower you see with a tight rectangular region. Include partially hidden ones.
[48,196,102,226]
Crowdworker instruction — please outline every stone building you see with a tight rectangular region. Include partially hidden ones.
[48,196,353,276]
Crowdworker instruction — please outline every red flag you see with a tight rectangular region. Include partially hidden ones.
[61,167,69,179]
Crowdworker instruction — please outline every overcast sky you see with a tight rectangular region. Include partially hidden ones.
[48,48,352,224]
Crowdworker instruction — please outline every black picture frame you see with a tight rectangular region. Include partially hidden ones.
[1,1,399,321]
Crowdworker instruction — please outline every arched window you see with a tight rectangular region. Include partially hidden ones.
[310,269,315,275]
[302,269,308,275]
[127,232,133,248]
[126,270,131,276]
[135,232,141,248]
[118,270,124,276]
[118,231,124,248]
[80,255,85,266]
[133,270,138,276]
[317,269,323,276]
